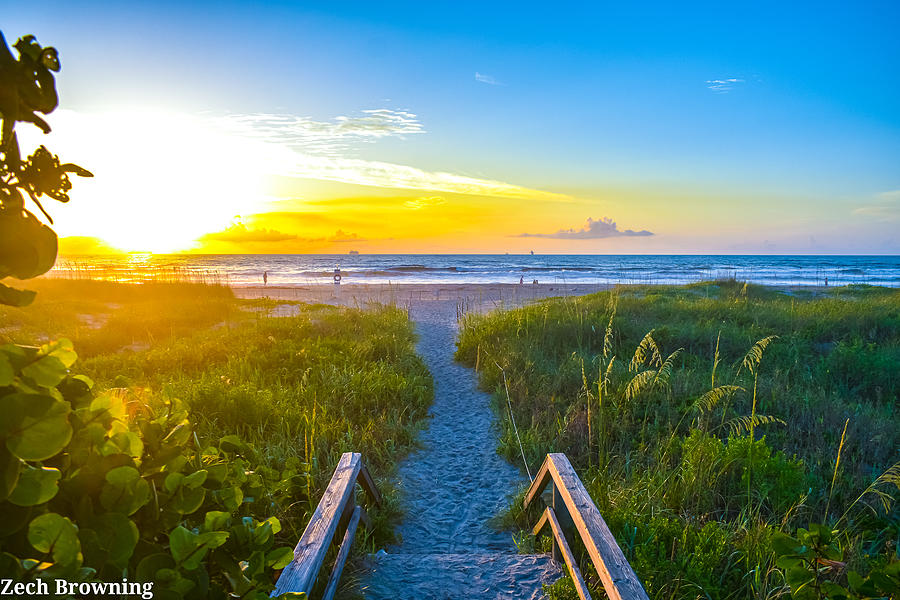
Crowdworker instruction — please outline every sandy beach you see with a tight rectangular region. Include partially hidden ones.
[234,282,612,312]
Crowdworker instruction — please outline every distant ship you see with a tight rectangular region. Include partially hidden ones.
[349,250,359,255]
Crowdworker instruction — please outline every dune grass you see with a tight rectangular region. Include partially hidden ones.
[457,280,900,599]
[0,278,237,356]
[1,279,433,547]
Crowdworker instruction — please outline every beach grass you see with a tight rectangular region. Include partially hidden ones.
[457,280,900,599]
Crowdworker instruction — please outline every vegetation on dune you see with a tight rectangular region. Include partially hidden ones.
[0,278,237,356]
[79,294,434,542]
[457,281,900,599]
[1,280,432,598]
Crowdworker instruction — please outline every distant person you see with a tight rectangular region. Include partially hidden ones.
[263,270,268,286]
[519,276,524,284]
[824,276,828,287]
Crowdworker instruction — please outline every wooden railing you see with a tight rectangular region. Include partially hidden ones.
[273,452,381,599]
[524,453,649,600]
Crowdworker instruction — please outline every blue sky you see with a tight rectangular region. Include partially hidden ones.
[4,1,899,253]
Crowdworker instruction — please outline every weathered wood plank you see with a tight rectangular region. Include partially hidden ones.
[523,455,553,509]
[321,505,362,600]
[535,506,592,600]
[272,452,362,596]
[358,461,383,506]
[545,453,649,600]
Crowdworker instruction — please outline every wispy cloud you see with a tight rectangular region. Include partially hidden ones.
[706,78,745,93]
[475,72,503,86]
[215,109,424,157]
[264,152,566,200]
[214,109,564,200]
[403,196,446,210]
[516,217,653,239]
[853,190,900,220]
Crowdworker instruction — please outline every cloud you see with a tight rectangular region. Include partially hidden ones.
[200,224,297,243]
[268,153,567,200]
[214,109,424,157]
[516,217,654,239]
[213,112,564,200]
[853,190,900,221]
[329,229,367,243]
[475,72,503,86]
[706,78,745,93]
[403,196,446,210]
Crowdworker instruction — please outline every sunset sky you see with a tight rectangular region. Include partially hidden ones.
[5,1,900,254]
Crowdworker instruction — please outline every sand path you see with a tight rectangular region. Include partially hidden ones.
[358,299,560,599]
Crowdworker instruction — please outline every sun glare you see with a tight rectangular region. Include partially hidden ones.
[17,109,271,253]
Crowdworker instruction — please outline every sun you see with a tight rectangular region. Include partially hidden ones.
[17,108,272,253]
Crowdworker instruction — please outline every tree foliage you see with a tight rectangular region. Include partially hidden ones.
[0,31,93,307]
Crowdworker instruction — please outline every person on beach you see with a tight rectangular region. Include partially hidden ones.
[519,276,524,284]
[263,270,268,286]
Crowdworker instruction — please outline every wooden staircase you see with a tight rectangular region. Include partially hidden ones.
[273,452,649,599]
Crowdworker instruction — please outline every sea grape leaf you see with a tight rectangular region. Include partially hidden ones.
[90,513,139,566]
[169,526,229,571]
[28,512,81,566]
[267,546,293,569]
[8,464,61,506]
[105,465,140,486]
[100,466,150,515]
[219,434,245,453]
[21,355,67,388]
[182,470,207,489]
[0,445,22,501]
[3,393,72,461]
[0,552,24,581]
[1,350,18,386]
[136,553,176,584]
[0,344,30,371]
[89,391,126,423]
[109,431,143,458]
[171,485,206,515]
[169,526,198,567]
[214,486,243,512]
[21,339,77,387]
[0,282,36,307]
[0,209,58,280]
[203,510,230,532]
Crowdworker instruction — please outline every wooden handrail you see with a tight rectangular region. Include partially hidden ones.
[273,452,381,598]
[525,453,649,600]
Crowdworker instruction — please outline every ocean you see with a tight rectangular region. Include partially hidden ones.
[50,254,900,287]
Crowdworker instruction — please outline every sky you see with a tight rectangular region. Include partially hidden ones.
[4,1,900,254]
